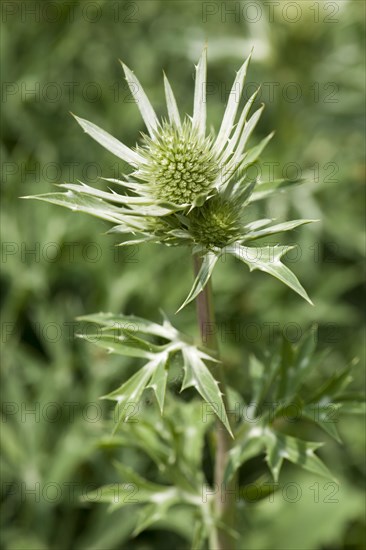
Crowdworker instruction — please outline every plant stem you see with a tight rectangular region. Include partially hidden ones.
[193,254,237,550]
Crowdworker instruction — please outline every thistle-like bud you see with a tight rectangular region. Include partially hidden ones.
[188,196,242,249]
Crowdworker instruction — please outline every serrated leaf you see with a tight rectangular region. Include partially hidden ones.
[177,252,219,312]
[307,366,353,404]
[181,347,233,437]
[264,430,335,482]
[303,404,342,443]
[102,359,159,430]
[225,244,312,304]
[78,332,159,359]
[77,312,175,339]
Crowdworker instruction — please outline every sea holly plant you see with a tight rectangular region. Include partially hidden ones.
[24,47,362,548]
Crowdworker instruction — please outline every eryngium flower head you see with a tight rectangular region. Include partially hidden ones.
[187,196,243,249]
[137,120,219,206]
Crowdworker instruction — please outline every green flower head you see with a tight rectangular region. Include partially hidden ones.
[27,46,316,308]
[138,120,219,206]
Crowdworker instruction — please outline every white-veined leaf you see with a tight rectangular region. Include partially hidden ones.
[102,358,159,429]
[225,244,312,304]
[77,331,165,358]
[147,353,169,413]
[264,430,335,482]
[181,347,233,437]
[77,312,177,339]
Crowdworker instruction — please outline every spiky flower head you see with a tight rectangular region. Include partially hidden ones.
[186,195,243,250]
[138,120,219,206]
[27,46,316,308]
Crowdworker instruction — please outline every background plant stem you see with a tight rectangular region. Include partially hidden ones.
[193,254,237,550]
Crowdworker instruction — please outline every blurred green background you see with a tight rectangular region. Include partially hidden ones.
[1,1,365,549]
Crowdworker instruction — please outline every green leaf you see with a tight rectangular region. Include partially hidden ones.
[147,354,169,413]
[77,312,175,339]
[338,401,366,415]
[77,332,159,359]
[302,404,342,443]
[249,355,266,405]
[276,337,296,401]
[102,358,160,430]
[264,430,335,482]
[307,366,353,404]
[181,347,233,437]
[288,325,319,392]
[225,429,265,483]
[225,244,313,304]
[177,252,219,312]
[191,519,208,550]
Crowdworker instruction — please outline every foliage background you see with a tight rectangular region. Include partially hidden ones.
[1,0,365,548]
